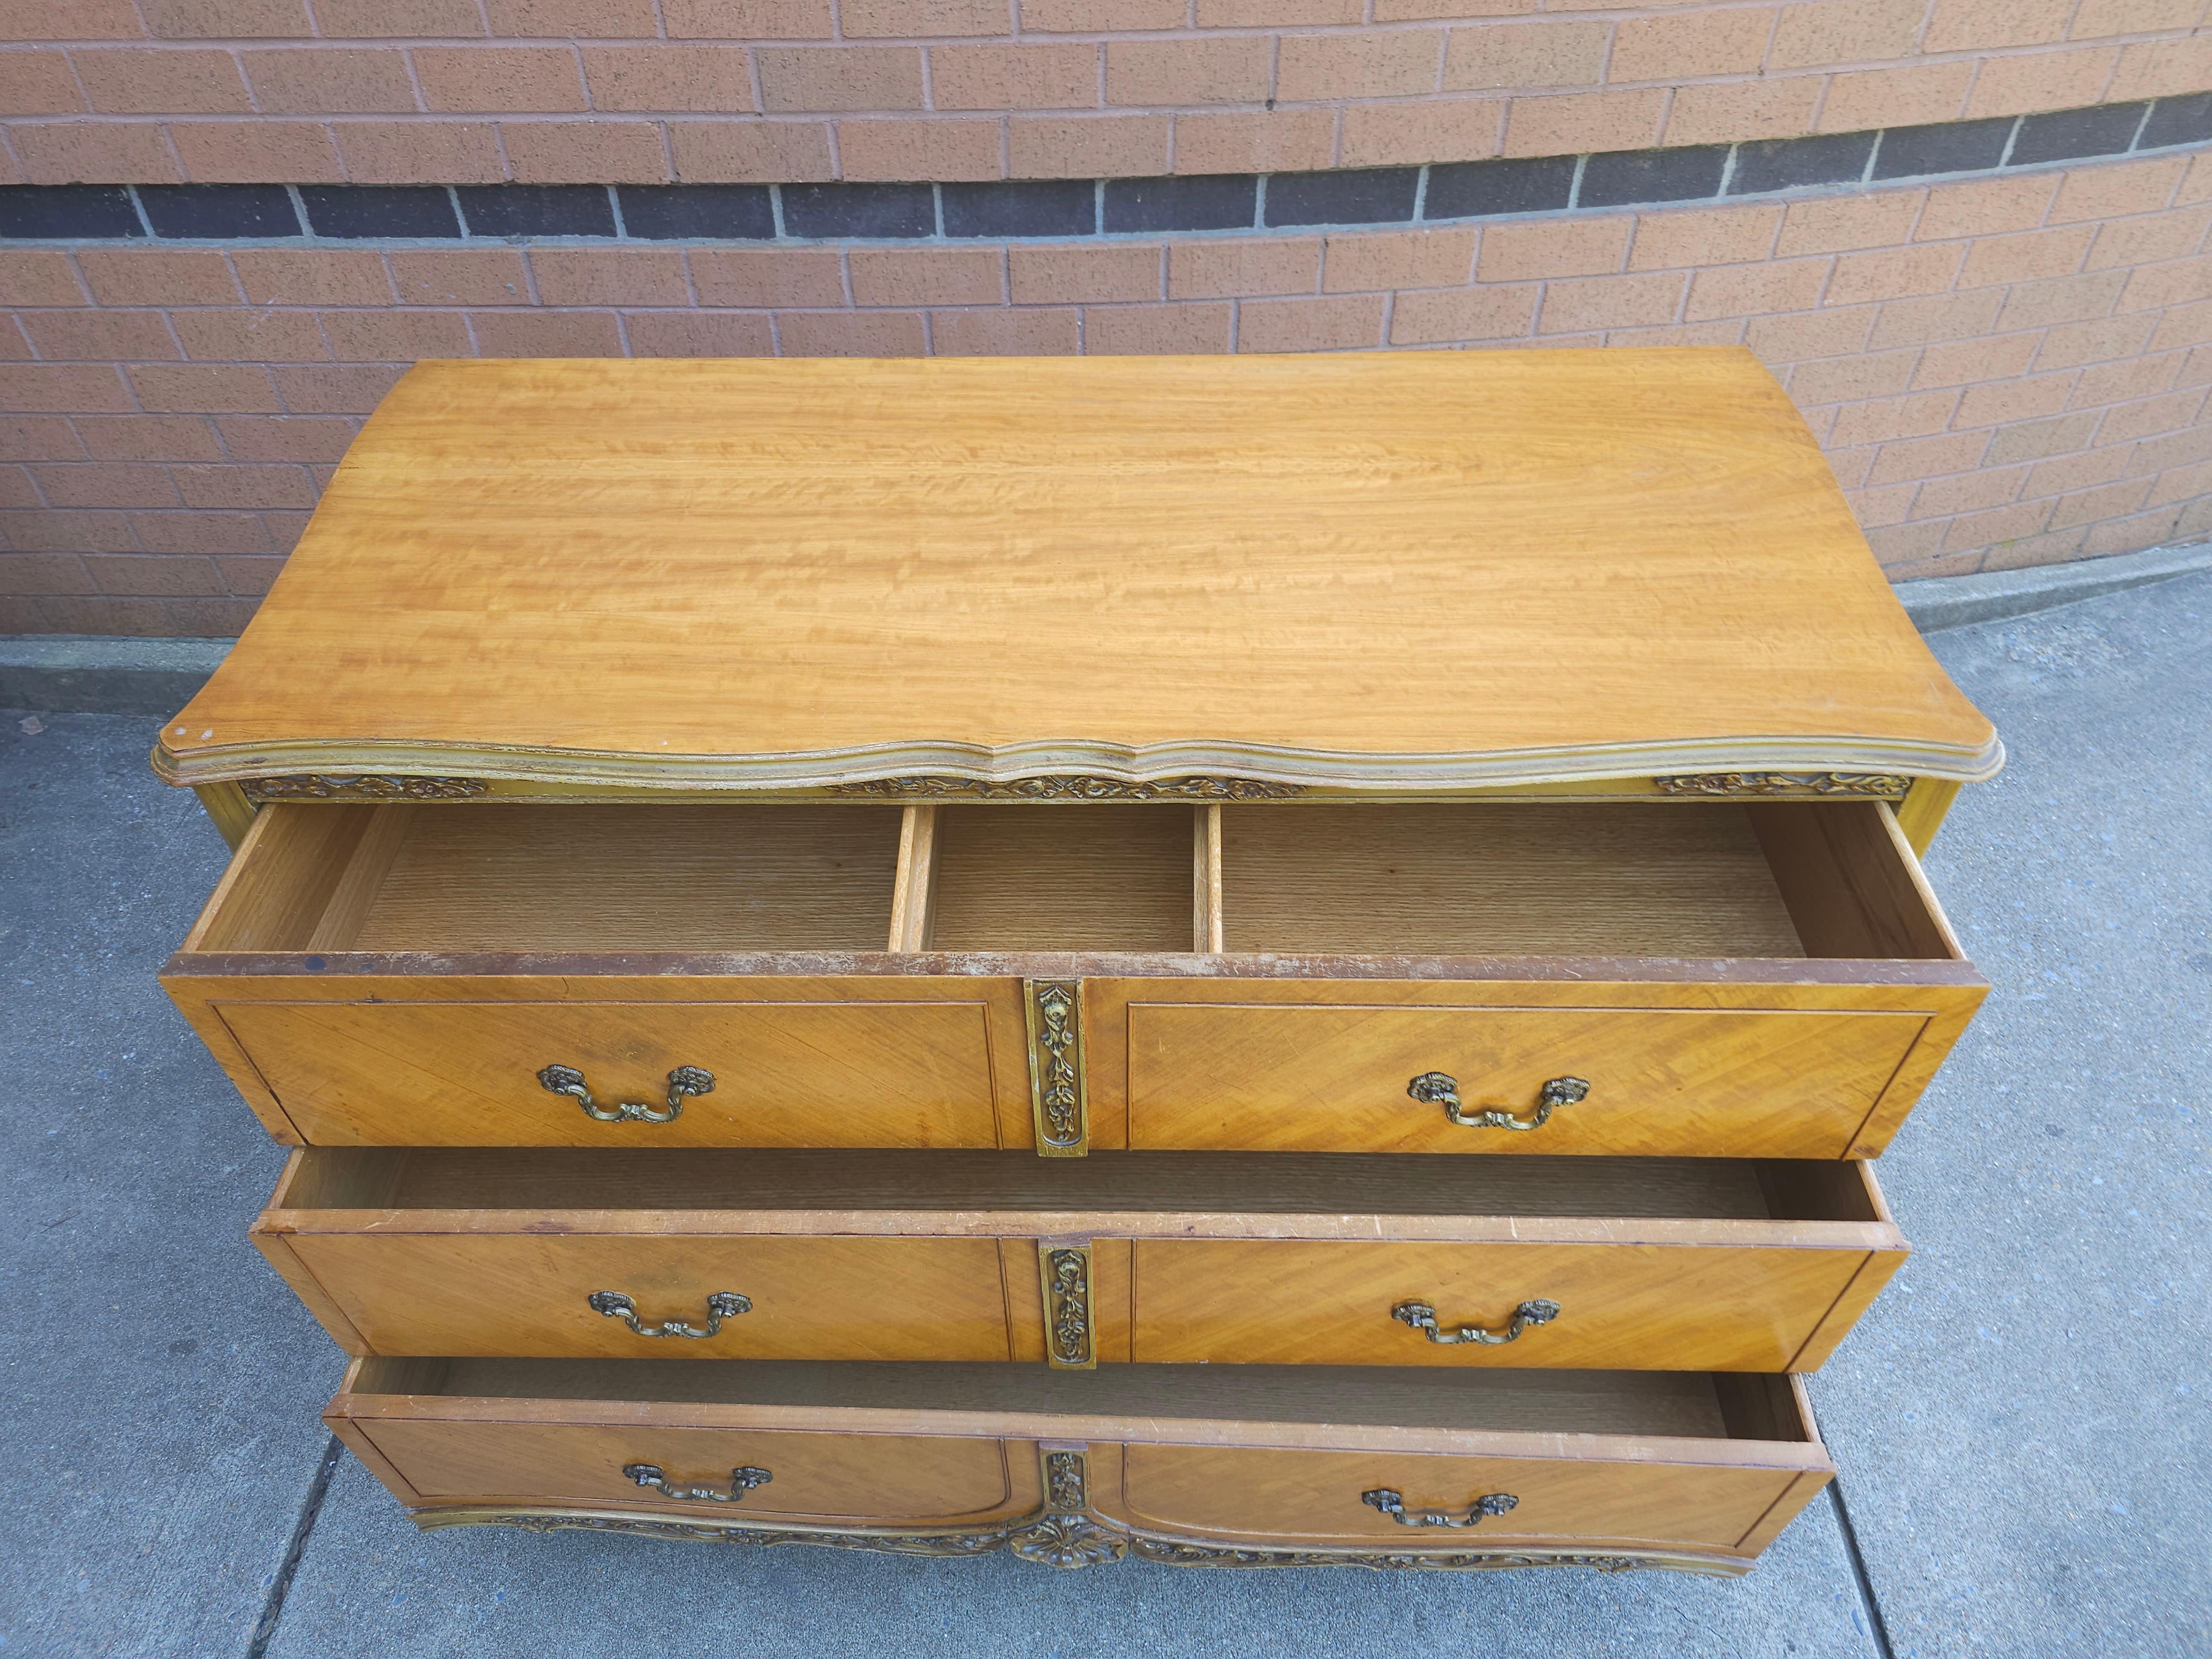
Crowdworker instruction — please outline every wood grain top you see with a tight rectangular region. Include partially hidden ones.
[154,352,1999,792]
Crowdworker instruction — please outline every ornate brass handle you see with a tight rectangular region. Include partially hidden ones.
[538,1063,714,1124]
[1393,1298,1559,1345]
[588,1289,750,1339]
[623,1462,772,1504]
[1363,1488,1518,1529]
[1407,1072,1588,1131]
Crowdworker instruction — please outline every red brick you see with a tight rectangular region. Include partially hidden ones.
[1104,37,1271,107]
[169,309,330,361]
[1442,22,1606,92]
[1173,111,1335,174]
[1827,243,1964,305]
[337,121,506,185]
[2048,477,2152,531]
[1817,62,1972,133]
[1983,411,2099,465]
[2148,457,2212,509]
[1786,350,1918,405]
[1477,217,1627,281]
[2119,254,2212,312]
[1775,191,1923,258]
[0,508,132,552]
[0,364,135,413]
[1769,0,1924,70]
[1502,90,1664,157]
[2097,387,2208,446]
[2109,32,2212,100]
[849,248,1004,306]
[669,121,834,182]
[32,462,178,508]
[272,363,408,412]
[86,550,225,593]
[20,309,179,362]
[1969,528,2085,571]
[414,46,588,114]
[73,415,221,461]
[211,415,359,462]
[504,120,668,184]
[1274,32,1442,102]
[1665,79,1823,148]
[692,248,844,307]
[758,46,923,113]
[623,312,775,356]
[1828,390,1961,447]
[837,119,1002,181]
[1629,205,1781,274]
[172,121,344,184]
[2150,297,2212,351]
[173,462,315,509]
[1685,257,1828,321]
[387,249,529,306]
[2052,156,2184,227]
[2131,421,2212,472]
[1608,8,1771,82]
[1846,482,1916,529]
[1082,301,1232,354]
[126,514,271,555]
[930,308,1080,356]
[930,44,1097,112]
[129,363,280,413]
[1168,239,1321,300]
[216,552,286,596]
[530,248,690,307]
[1022,0,1185,29]
[582,46,756,113]
[0,416,87,460]
[1860,521,1951,570]
[1913,332,2041,388]
[1910,466,2029,520]
[2069,352,2181,406]
[1915,175,2059,244]
[1994,269,2127,331]
[1952,372,2077,428]
[1340,96,1503,166]
[234,250,393,307]
[1323,229,1475,294]
[320,309,474,361]
[245,49,418,114]
[315,0,486,33]
[2033,313,2158,370]
[0,0,141,41]
[1941,498,2055,552]
[1009,114,1167,178]
[842,0,1005,34]
[1866,289,2005,348]
[1009,243,1160,304]
[139,0,310,37]
[1538,272,1683,333]
[0,252,88,309]
[77,252,236,310]
[2082,504,2186,557]
[1957,227,2095,290]
[1198,0,1362,23]
[1865,429,1993,485]
[1389,284,1538,344]
[0,552,92,594]
[1237,293,1385,353]
[1965,47,2119,121]
[483,0,658,36]
[71,49,251,114]
[465,311,625,357]
[1927,0,2072,50]
[1744,304,1875,360]
[778,310,927,356]
[2023,444,2138,498]
[664,0,832,38]
[8,121,182,184]
[2089,207,2212,273]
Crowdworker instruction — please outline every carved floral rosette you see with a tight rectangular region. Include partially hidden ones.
[826,775,1305,801]
[244,773,491,802]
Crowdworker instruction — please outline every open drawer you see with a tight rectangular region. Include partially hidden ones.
[257,1148,1903,1373]
[165,796,1982,1157]
[329,1356,1834,1574]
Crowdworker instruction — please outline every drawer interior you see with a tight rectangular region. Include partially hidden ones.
[348,1357,1809,1444]
[274,1147,1887,1224]
[190,797,1956,962]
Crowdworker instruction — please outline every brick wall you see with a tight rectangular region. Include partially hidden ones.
[4,2,2211,635]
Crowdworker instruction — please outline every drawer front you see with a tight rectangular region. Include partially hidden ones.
[1118,1443,1804,1552]
[1131,1240,1895,1372]
[1127,1003,1931,1158]
[363,1418,1020,1524]
[280,1234,1016,1360]
[218,999,1002,1147]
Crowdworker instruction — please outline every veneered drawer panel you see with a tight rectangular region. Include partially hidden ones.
[1132,1238,1893,1372]
[363,1418,1018,1524]
[1125,1003,1927,1159]
[283,1234,1016,1361]
[1119,1442,1798,1551]
[217,1000,1000,1147]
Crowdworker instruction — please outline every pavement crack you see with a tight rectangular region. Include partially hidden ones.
[243,1434,343,1659]
[1828,1476,1898,1659]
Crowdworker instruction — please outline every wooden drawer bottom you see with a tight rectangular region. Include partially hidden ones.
[330,1358,1833,1575]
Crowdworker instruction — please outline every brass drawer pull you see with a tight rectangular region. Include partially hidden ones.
[588,1289,750,1339]
[538,1063,714,1124]
[623,1462,771,1504]
[1362,1488,1518,1530]
[1407,1072,1588,1131]
[1393,1298,1559,1345]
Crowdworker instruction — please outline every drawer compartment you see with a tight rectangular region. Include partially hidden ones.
[168,796,1980,1157]
[328,1357,1832,1573]
[258,1149,1902,1371]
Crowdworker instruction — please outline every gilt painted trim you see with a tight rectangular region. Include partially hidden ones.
[242,774,492,802]
[1652,771,1913,799]
[1037,1245,1097,1370]
[1024,979,1088,1157]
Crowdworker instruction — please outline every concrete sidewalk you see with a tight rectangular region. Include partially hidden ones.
[2,575,2206,1658]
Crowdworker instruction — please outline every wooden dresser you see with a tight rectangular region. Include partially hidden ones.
[155,351,1997,1577]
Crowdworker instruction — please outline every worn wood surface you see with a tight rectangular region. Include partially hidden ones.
[153,353,1997,794]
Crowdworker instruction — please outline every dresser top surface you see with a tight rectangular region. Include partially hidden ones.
[155,351,1997,792]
